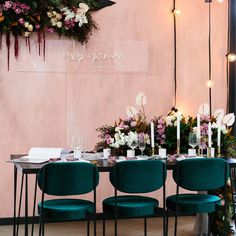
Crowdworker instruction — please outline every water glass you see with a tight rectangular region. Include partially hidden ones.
[188,132,197,149]
[139,141,146,156]
[72,134,82,159]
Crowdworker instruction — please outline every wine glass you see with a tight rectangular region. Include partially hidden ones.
[188,133,198,149]
[139,141,146,157]
[72,134,82,159]
[129,139,138,156]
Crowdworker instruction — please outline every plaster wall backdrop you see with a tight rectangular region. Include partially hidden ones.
[0,0,227,217]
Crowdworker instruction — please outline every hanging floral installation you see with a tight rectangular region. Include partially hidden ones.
[0,0,115,69]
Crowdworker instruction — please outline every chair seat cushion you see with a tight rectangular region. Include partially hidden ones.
[103,195,159,217]
[166,194,221,214]
[38,199,94,220]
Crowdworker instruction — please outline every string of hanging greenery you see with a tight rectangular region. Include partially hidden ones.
[0,0,115,69]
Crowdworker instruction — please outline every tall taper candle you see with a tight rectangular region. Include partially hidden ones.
[208,122,212,147]
[177,115,180,140]
[197,114,201,139]
[217,122,221,147]
[151,122,155,148]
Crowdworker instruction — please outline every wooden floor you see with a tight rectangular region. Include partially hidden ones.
[0,216,196,236]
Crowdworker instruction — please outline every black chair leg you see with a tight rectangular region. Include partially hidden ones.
[42,220,45,236]
[87,220,90,236]
[174,215,178,236]
[103,219,105,236]
[114,218,117,236]
[144,218,147,236]
[94,218,96,236]
[166,214,169,236]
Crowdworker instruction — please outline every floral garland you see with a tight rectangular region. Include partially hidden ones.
[0,0,115,69]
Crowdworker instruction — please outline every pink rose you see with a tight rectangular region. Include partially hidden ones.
[35,24,40,30]
[3,1,13,10]
[14,8,21,14]
[18,18,24,25]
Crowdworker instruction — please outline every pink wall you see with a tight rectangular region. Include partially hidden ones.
[0,0,227,217]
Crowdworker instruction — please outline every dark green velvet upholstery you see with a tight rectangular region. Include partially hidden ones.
[38,199,94,220]
[166,194,221,214]
[38,162,99,195]
[37,162,99,223]
[172,158,228,191]
[109,160,167,193]
[103,195,159,217]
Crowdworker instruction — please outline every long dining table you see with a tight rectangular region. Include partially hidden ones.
[10,154,236,236]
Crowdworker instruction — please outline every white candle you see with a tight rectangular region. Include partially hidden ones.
[197,114,201,139]
[177,116,180,140]
[217,122,221,147]
[151,122,155,148]
[208,122,212,147]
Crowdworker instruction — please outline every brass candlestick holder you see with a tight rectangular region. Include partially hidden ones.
[152,147,155,156]
[197,138,201,156]
[177,139,180,156]
[217,145,221,157]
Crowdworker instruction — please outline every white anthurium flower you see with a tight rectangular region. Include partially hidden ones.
[126,106,138,118]
[223,113,235,126]
[79,3,90,13]
[211,122,218,129]
[214,109,224,122]
[165,116,173,126]
[136,92,147,106]
[198,103,210,115]
[221,124,227,134]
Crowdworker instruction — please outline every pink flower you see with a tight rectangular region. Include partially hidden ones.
[35,24,40,30]
[14,8,21,14]
[12,2,16,9]
[18,18,24,25]
[3,1,13,10]
[20,3,30,10]
[47,28,54,33]
[138,133,145,143]
[130,121,137,127]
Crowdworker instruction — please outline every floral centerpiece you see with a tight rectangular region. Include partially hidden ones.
[153,104,236,158]
[95,93,151,156]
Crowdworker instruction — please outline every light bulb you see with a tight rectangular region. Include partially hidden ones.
[217,0,224,3]
[206,80,214,88]
[227,53,236,62]
[172,9,181,16]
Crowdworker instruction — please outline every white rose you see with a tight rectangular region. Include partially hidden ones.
[50,18,57,26]
[192,127,198,134]
[52,11,57,16]
[165,116,173,126]
[24,31,30,37]
[56,14,62,20]
[56,21,62,28]
[28,24,33,32]
[47,12,52,18]
[24,22,29,28]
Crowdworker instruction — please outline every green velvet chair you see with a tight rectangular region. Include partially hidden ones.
[37,162,99,236]
[166,158,229,236]
[102,160,167,236]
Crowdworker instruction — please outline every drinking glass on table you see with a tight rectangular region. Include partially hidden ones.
[128,139,138,156]
[72,134,82,159]
[188,133,198,149]
[139,140,146,157]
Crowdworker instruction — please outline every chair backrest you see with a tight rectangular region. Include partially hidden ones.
[173,158,229,191]
[109,160,167,193]
[38,162,99,196]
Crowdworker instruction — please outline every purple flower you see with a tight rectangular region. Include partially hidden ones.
[3,1,13,10]
[18,18,24,25]
[138,133,145,143]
